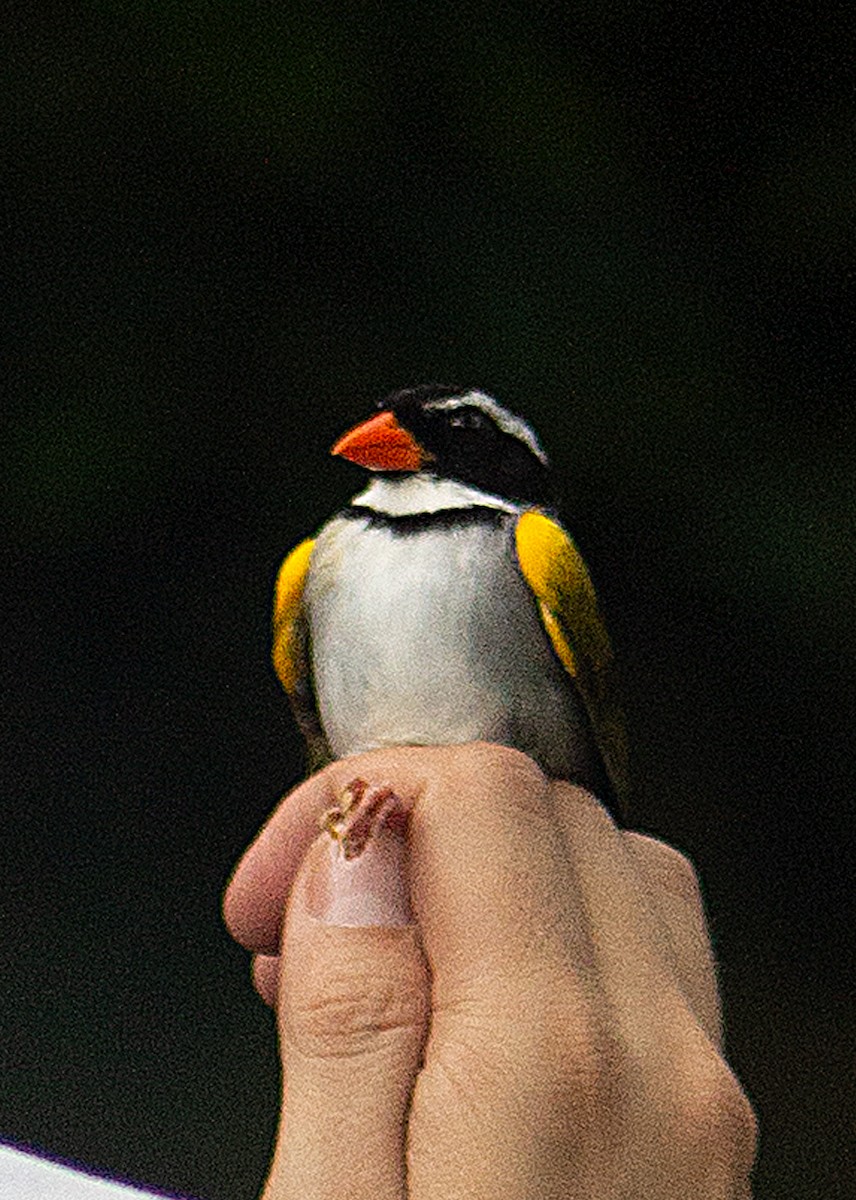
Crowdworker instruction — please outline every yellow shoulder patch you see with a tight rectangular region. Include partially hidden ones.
[514,510,611,672]
[516,509,630,813]
[272,538,314,693]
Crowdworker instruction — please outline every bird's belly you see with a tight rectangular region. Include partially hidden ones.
[305,515,598,782]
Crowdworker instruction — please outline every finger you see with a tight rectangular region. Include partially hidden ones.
[264,811,429,1200]
[403,744,592,1002]
[623,832,722,1046]
[364,746,601,1200]
[549,786,758,1189]
[224,770,339,954]
[550,784,718,1051]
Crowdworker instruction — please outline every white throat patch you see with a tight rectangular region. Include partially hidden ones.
[351,473,523,516]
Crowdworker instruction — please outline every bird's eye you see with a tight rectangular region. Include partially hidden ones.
[448,408,487,430]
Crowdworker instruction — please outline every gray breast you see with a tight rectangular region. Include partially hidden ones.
[303,509,597,781]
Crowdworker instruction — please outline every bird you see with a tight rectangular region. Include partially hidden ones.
[271,384,629,828]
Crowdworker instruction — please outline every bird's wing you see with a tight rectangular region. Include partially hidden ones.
[515,509,630,815]
[272,538,331,773]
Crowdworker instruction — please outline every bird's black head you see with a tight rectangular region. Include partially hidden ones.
[333,384,553,507]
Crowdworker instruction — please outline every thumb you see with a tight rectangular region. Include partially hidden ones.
[263,798,429,1200]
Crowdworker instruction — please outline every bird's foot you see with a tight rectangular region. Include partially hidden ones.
[320,778,407,860]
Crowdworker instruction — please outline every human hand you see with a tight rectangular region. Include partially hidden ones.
[224,743,756,1199]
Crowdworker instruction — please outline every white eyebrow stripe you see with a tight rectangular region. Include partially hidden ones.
[424,390,549,465]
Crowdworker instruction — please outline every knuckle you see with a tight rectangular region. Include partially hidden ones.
[501,983,624,1127]
[286,967,428,1061]
[669,1044,759,1173]
[455,741,547,788]
[434,986,620,1148]
[625,832,702,902]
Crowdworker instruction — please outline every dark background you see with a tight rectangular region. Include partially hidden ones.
[3,4,853,1198]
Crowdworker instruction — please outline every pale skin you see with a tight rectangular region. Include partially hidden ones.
[224,743,757,1199]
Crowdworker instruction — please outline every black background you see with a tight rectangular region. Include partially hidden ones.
[3,5,853,1198]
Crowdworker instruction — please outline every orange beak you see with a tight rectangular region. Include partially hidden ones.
[331,410,426,472]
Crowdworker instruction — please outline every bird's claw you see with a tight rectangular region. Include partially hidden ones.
[321,778,407,860]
